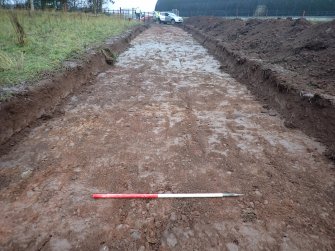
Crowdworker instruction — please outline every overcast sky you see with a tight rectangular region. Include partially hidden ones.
[107,0,158,12]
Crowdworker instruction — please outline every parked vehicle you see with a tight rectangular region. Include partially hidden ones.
[158,12,183,24]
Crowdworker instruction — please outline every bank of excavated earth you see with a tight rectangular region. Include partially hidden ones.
[183,17,335,158]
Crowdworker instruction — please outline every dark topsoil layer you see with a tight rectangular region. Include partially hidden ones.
[185,17,335,96]
[183,17,335,158]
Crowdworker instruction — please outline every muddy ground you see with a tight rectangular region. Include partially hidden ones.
[0,26,334,250]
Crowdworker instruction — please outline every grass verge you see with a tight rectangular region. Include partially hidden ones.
[0,10,137,89]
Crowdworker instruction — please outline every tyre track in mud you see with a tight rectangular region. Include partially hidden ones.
[0,25,334,250]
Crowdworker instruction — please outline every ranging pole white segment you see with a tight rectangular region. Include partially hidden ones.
[157,193,242,198]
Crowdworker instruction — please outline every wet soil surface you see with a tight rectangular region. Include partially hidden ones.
[185,17,335,96]
[0,26,334,250]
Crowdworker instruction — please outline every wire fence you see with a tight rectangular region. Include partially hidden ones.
[104,8,335,20]
[103,9,154,23]
[102,8,335,23]
[1,5,334,20]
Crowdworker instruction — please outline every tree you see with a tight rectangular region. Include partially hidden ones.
[88,0,114,14]
[30,0,34,11]
[26,0,112,12]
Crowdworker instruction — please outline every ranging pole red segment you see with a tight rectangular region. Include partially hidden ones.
[92,194,158,199]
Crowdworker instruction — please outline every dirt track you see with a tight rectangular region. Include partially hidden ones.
[0,26,334,250]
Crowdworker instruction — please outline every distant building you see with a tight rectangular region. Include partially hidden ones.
[155,0,335,17]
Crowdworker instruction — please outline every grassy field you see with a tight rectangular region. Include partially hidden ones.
[0,10,137,89]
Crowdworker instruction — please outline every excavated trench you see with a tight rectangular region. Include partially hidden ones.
[0,25,334,250]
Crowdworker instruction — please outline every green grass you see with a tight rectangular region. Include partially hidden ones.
[0,10,137,87]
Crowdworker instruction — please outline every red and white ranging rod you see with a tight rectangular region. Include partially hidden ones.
[92,193,243,199]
